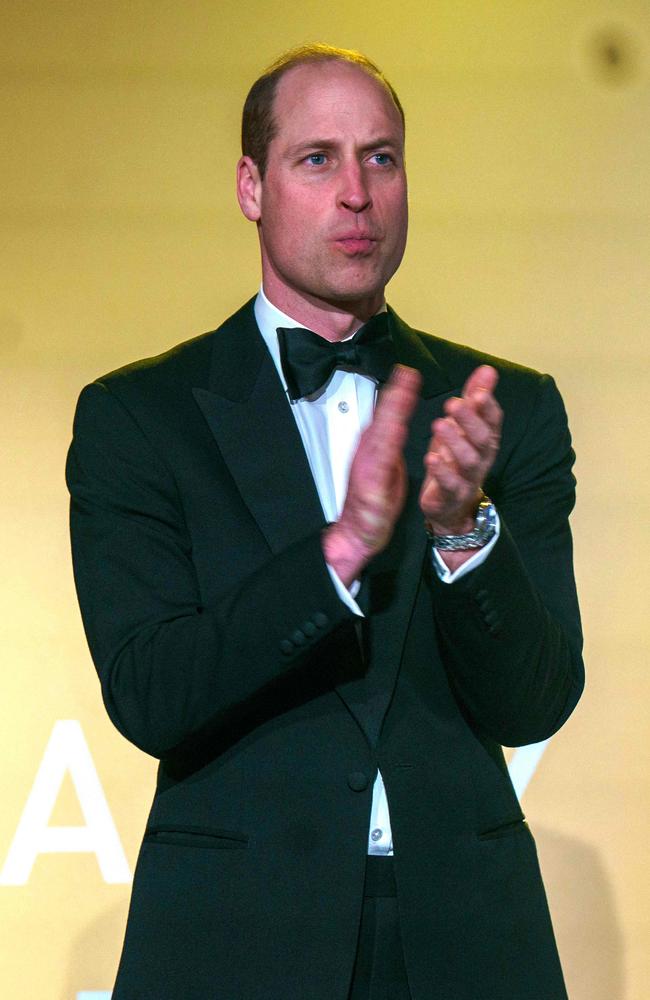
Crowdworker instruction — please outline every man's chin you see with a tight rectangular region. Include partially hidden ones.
[317,287,386,313]
[317,272,390,308]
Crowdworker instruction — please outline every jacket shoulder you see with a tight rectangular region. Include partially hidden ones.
[413,327,545,390]
[92,298,257,398]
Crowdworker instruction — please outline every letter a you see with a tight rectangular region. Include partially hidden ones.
[0,720,131,885]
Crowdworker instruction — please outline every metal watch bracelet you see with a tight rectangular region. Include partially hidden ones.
[425,496,497,551]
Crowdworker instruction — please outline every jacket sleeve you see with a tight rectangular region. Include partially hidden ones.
[428,373,584,747]
[66,381,357,759]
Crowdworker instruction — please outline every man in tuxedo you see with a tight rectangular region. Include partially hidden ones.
[67,44,584,1000]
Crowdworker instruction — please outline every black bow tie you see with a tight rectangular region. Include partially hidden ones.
[277,312,396,402]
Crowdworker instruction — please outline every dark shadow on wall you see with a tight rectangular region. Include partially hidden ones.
[64,898,125,1000]
[535,826,625,1000]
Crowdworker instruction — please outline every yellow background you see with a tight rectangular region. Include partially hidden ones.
[1,3,648,998]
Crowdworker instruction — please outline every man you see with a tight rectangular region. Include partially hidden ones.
[67,44,583,1000]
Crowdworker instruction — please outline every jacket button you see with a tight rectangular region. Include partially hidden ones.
[280,639,294,655]
[313,612,329,629]
[303,621,317,637]
[347,771,369,792]
[291,629,307,646]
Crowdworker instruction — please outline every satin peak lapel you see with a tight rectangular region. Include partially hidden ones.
[192,302,325,555]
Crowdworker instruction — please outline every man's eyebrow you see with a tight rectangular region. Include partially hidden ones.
[285,137,403,157]
[359,137,402,152]
[284,139,338,157]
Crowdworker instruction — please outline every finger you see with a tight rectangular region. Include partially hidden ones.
[443,398,499,451]
[371,365,421,446]
[462,364,499,400]
[423,420,453,466]
[433,418,482,478]
[450,383,501,433]
[470,388,503,430]
[423,429,458,477]
[376,365,421,420]
[422,451,467,503]
[462,367,502,429]
[352,366,420,493]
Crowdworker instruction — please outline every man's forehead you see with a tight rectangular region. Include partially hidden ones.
[273,60,402,129]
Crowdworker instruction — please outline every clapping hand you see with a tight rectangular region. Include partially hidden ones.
[420,365,502,568]
[322,365,422,587]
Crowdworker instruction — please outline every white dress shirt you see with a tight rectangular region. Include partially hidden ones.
[254,287,499,855]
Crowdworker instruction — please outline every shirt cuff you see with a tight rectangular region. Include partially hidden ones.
[431,510,501,584]
[325,564,364,616]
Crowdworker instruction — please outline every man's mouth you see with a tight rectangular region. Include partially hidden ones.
[333,235,378,254]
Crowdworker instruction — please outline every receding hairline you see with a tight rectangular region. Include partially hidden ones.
[263,44,402,109]
[274,57,404,124]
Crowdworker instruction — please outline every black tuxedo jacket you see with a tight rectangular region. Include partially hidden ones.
[67,299,583,1000]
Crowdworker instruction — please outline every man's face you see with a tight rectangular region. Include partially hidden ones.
[239,61,408,322]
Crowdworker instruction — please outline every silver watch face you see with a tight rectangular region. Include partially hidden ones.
[478,499,497,534]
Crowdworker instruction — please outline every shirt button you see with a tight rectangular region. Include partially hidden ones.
[338,400,349,413]
[371,828,383,842]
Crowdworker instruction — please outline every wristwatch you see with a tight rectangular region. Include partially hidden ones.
[425,496,497,551]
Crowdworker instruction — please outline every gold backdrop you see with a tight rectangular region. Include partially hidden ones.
[1,3,648,998]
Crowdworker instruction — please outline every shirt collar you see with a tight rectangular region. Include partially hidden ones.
[254,285,388,373]
[254,286,304,385]
[254,286,388,398]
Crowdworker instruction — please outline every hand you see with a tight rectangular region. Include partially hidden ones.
[323,365,422,587]
[419,365,502,536]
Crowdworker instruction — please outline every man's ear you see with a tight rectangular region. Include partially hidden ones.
[236,155,262,222]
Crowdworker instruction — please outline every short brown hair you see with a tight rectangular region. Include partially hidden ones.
[241,43,405,177]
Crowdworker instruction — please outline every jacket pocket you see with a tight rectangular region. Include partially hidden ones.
[477,818,528,841]
[144,824,249,849]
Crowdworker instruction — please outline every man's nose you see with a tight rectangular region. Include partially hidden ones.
[338,161,372,213]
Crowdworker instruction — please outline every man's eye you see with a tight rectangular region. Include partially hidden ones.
[306,153,327,166]
[371,153,392,166]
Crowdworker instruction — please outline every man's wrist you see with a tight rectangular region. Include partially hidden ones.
[425,496,497,551]
[322,523,372,590]
[423,489,483,540]
[425,515,475,537]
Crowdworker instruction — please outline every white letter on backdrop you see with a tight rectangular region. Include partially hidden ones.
[0,720,131,885]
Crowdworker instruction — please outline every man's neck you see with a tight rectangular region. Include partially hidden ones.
[260,281,385,342]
